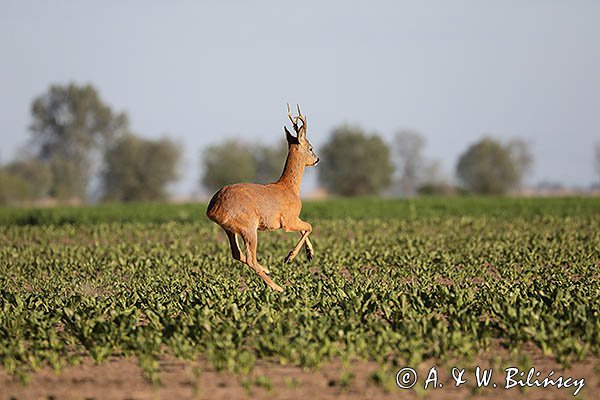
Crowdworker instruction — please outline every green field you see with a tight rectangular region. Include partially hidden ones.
[0,197,599,385]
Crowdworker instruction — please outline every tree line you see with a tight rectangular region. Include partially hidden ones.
[2,82,593,205]
[201,125,534,198]
[0,83,180,205]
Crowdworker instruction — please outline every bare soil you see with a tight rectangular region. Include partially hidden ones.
[1,346,598,400]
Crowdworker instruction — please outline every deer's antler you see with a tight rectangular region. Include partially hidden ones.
[287,103,306,134]
[296,104,306,131]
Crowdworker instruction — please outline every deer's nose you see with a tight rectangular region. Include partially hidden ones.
[314,158,320,165]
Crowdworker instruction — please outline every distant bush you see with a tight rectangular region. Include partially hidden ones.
[0,170,32,205]
[416,182,463,196]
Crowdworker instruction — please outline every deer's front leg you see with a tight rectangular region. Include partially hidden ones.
[304,234,314,261]
[284,220,312,263]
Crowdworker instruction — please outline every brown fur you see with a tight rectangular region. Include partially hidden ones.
[206,105,318,292]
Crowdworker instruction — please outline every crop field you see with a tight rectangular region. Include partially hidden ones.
[0,197,599,399]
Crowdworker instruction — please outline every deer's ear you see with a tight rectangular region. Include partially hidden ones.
[284,126,299,144]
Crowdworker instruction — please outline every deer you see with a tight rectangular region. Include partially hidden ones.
[206,105,319,292]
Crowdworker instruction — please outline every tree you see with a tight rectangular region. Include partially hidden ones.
[102,134,181,202]
[417,160,457,196]
[393,130,426,196]
[29,83,128,200]
[255,141,287,183]
[201,138,288,193]
[201,139,258,193]
[318,125,394,196]
[456,137,532,195]
[507,139,533,182]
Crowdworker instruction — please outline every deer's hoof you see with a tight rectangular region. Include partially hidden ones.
[284,252,293,263]
[272,284,284,292]
[306,249,314,262]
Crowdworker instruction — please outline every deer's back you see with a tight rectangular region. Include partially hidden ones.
[206,182,300,232]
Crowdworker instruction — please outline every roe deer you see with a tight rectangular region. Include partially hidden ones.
[206,105,319,292]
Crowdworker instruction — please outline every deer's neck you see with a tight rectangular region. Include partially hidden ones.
[276,147,305,196]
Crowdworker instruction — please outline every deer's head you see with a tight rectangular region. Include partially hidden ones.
[284,104,319,167]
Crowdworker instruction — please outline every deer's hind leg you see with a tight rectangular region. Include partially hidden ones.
[240,228,283,292]
[225,229,246,264]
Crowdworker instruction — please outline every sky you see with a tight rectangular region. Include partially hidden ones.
[1,0,599,197]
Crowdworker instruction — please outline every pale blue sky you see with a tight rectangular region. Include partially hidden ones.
[1,1,599,196]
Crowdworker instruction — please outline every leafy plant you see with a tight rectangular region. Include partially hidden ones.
[0,198,598,382]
